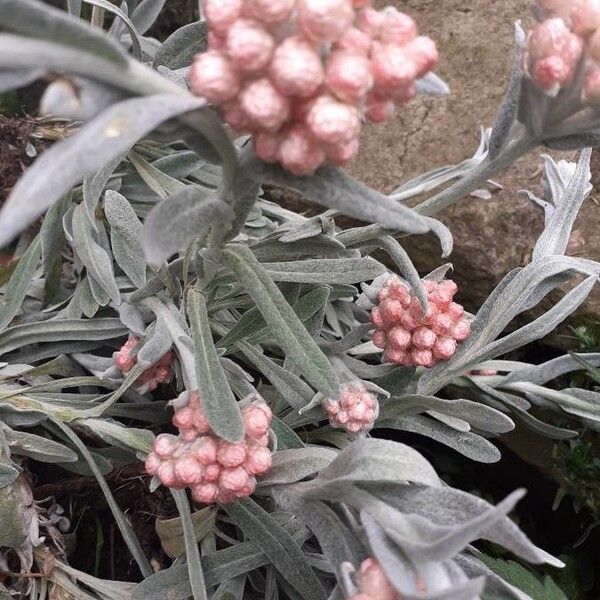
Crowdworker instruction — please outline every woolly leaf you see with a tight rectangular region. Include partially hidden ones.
[154,21,207,70]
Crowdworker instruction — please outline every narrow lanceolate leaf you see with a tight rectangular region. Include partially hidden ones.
[83,155,123,230]
[187,288,244,443]
[142,187,233,265]
[130,0,167,34]
[246,158,430,235]
[225,498,327,600]
[3,428,78,463]
[258,448,338,487]
[104,190,147,287]
[224,245,340,398]
[0,0,127,65]
[0,235,41,331]
[0,95,208,248]
[40,195,70,302]
[154,21,207,70]
[72,205,120,305]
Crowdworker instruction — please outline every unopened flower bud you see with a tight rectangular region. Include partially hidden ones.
[278,124,326,176]
[220,466,248,492]
[217,441,248,468]
[192,482,220,504]
[204,0,243,34]
[359,558,397,600]
[175,457,203,485]
[326,51,374,102]
[379,7,417,45]
[189,51,240,103]
[298,0,354,43]
[240,78,290,131]
[243,0,295,24]
[225,19,275,74]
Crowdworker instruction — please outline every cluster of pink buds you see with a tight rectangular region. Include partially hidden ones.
[189,0,438,175]
[524,0,600,100]
[323,382,379,434]
[113,337,173,393]
[347,558,407,600]
[370,275,471,368]
[145,393,273,504]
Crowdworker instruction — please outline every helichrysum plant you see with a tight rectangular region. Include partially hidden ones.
[0,0,600,599]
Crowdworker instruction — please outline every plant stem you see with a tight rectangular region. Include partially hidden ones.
[90,6,105,28]
[415,134,539,216]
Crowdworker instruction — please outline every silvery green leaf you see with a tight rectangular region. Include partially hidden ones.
[130,0,166,34]
[83,156,123,230]
[188,289,245,443]
[0,463,19,488]
[0,0,127,64]
[129,151,188,199]
[72,205,121,305]
[0,318,127,356]
[380,394,514,434]
[152,151,205,180]
[384,415,501,463]
[0,94,212,248]
[137,316,171,367]
[378,236,427,309]
[543,133,600,150]
[308,438,440,492]
[104,190,147,287]
[532,148,592,260]
[246,158,430,235]
[211,577,246,600]
[67,0,82,16]
[225,498,327,600]
[117,302,146,335]
[81,418,154,454]
[0,235,41,331]
[82,0,142,59]
[224,245,340,398]
[270,415,305,449]
[261,257,385,284]
[0,69,42,92]
[488,23,524,159]
[154,21,207,70]
[415,72,450,96]
[369,484,561,567]
[41,195,70,302]
[143,187,233,265]
[155,505,215,558]
[3,428,77,463]
[502,352,600,385]
[258,448,337,487]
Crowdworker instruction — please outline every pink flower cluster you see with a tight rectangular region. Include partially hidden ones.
[189,0,438,175]
[113,337,173,393]
[525,0,600,100]
[323,382,378,434]
[145,392,273,504]
[348,558,408,600]
[370,275,471,368]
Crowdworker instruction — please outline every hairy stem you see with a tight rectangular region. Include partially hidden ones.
[90,5,105,28]
[415,134,539,216]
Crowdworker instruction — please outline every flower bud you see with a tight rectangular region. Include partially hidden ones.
[245,445,273,475]
[371,42,418,95]
[326,51,374,102]
[240,78,290,131]
[334,27,372,55]
[220,466,248,491]
[191,436,218,465]
[298,0,354,43]
[175,457,203,485]
[217,441,248,468]
[145,452,161,475]
[278,124,327,176]
[154,434,179,459]
[412,326,437,350]
[204,0,243,34]
[192,482,220,504]
[379,7,417,45]
[242,402,272,438]
[158,461,178,488]
[452,319,471,341]
[254,132,281,162]
[243,0,295,24]
[225,19,275,74]
[189,51,240,103]
[359,558,397,600]
[432,336,456,360]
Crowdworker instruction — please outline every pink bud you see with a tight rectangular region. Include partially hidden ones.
[239,78,290,131]
[181,428,198,442]
[154,434,179,459]
[387,326,412,349]
[220,466,248,491]
[562,0,600,36]
[114,352,136,373]
[326,51,374,102]
[237,475,257,497]
[145,452,161,475]
[154,365,172,383]
[243,402,272,438]
[225,19,275,74]
[372,330,387,349]
[191,436,218,465]
[204,462,221,482]
[365,95,395,123]
[158,461,178,488]
[452,319,471,342]
[243,0,295,24]
[446,302,464,319]
[173,406,195,430]
[245,445,272,475]
[333,28,372,55]
[270,37,325,97]
[359,558,397,600]
[340,392,358,409]
[384,348,406,364]
[370,306,384,328]
[430,312,454,335]
[379,7,417,45]
[371,42,418,95]
[325,138,360,166]
[412,326,437,350]
[278,124,327,176]
[189,50,240,103]
[432,336,456,360]
[204,0,243,34]
[192,407,212,435]
[307,95,361,145]
[405,36,439,77]
[349,402,369,421]
[254,132,281,162]
[217,441,248,468]
[222,100,253,132]
[378,298,405,325]
[297,0,354,43]
[325,399,340,414]
[175,457,203,485]
[357,7,385,37]
[192,482,220,504]
[207,31,226,50]
[400,310,419,331]
[412,348,434,367]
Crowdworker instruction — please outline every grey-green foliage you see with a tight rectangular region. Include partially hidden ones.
[0,2,597,600]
